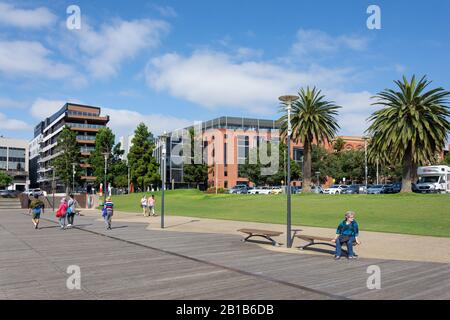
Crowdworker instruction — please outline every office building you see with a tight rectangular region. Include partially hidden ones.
[0,137,29,191]
[154,116,366,189]
[31,103,109,192]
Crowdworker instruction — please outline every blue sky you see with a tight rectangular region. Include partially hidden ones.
[0,0,449,142]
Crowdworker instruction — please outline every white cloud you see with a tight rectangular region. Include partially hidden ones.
[103,107,192,137]
[0,112,30,130]
[292,29,368,57]
[235,47,264,60]
[71,19,170,78]
[152,5,178,18]
[30,98,73,119]
[146,50,354,114]
[0,40,86,85]
[0,97,25,109]
[0,2,56,28]
[326,90,374,136]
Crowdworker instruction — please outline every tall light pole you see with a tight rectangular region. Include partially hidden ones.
[50,166,55,212]
[316,171,320,188]
[72,163,77,194]
[363,136,368,192]
[160,131,168,229]
[279,94,299,248]
[127,162,130,194]
[376,158,379,185]
[102,152,109,204]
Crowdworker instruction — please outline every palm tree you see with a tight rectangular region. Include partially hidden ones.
[279,87,341,192]
[367,75,450,193]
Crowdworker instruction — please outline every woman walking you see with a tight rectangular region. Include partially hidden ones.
[29,194,44,229]
[56,198,68,230]
[66,194,78,228]
[104,196,114,230]
[147,195,156,216]
[140,195,148,217]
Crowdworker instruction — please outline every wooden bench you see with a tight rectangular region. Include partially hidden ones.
[238,228,283,246]
[295,234,358,256]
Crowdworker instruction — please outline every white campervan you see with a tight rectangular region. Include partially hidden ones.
[416,165,450,193]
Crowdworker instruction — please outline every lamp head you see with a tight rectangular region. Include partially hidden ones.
[278,95,299,104]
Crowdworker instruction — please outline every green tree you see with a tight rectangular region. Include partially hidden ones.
[333,137,346,153]
[89,127,115,186]
[183,127,208,188]
[240,141,302,186]
[239,156,265,186]
[111,143,128,188]
[279,87,341,192]
[52,126,81,194]
[127,123,160,191]
[441,152,450,166]
[0,171,13,188]
[367,75,450,192]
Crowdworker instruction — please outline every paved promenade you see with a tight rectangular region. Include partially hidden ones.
[1,208,449,300]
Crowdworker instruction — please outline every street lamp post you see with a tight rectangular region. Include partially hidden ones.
[160,131,168,229]
[51,167,55,212]
[363,137,368,193]
[72,163,77,194]
[127,162,130,194]
[315,171,320,188]
[376,158,379,185]
[102,152,109,204]
[279,94,299,248]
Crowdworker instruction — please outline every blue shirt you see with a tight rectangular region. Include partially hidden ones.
[336,220,359,237]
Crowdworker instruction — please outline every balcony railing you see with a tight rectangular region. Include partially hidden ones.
[76,135,96,140]
[66,123,105,130]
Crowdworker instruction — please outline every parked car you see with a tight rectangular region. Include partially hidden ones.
[323,185,348,194]
[367,184,393,194]
[228,185,248,194]
[293,186,302,194]
[0,189,21,198]
[23,188,46,197]
[392,182,401,193]
[311,186,324,194]
[382,184,395,194]
[270,186,283,195]
[248,186,272,195]
[343,184,361,194]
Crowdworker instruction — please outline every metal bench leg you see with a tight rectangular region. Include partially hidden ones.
[299,240,315,250]
[242,234,281,246]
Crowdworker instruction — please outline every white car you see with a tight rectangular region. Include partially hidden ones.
[323,185,348,194]
[270,186,283,195]
[248,186,272,195]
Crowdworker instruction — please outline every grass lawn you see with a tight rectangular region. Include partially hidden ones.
[111,189,450,238]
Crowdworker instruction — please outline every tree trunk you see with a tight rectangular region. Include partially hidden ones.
[303,142,312,193]
[401,147,413,193]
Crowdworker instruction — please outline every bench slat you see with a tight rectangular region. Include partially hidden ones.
[295,234,333,242]
[238,229,283,236]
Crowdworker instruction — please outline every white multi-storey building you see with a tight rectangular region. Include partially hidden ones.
[0,137,29,191]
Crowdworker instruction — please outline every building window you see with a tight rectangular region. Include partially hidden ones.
[293,148,303,163]
[237,135,249,164]
[224,181,228,188]
[224,143,227,165]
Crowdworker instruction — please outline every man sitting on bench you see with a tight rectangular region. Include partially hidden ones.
[331,211,361,260]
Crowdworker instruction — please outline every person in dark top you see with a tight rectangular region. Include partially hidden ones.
[332,211,361,260]
[29,195,44,229]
